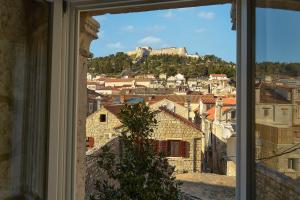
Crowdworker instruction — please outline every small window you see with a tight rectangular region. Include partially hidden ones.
[288,158,298,170]
[282,109,287,116]
[231,110,236,119]
[263,108,269,117]
[100,114,107,122]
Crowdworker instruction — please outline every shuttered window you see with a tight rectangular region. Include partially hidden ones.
[157,140,188,157]
[160,140,169,156]
[86,137,95,148]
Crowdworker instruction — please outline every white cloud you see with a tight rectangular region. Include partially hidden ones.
[106,42,124,49]
[164,10,175,18]
[195,28,206,33]
[198,11,215,20]
[97,30,104,39]
[138,36,162,46]
[121,25,135,32]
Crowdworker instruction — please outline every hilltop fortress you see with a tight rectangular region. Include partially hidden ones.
[127,46,200,59]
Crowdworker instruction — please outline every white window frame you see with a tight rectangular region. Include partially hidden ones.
[48,0,253,200]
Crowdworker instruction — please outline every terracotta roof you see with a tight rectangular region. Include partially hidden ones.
[223,98,236,105]
[159,106,201,131]
[206,107,215,121]
[200,94,216,104]
[97,86,113,90]
[206,106,232,121]
[105,78,134,83]
[104,104,124,118]
[201,98,216,104]
[104,78,154,83]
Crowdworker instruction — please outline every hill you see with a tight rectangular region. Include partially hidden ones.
[87,52,236,80]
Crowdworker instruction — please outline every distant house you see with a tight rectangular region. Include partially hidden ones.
[209,74,228,81]
[87,89,101,116]
[86,105,123,147]
[255,81,300,179]
[201,97,237,176]
[86,104,204,173]
[159,73,167,80]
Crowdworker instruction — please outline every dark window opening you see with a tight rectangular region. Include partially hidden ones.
[100,114,107,122]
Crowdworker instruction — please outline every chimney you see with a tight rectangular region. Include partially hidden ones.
[215,97,223,121]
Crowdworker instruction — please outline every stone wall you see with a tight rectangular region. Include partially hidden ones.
[154,111,203,173]
[86,107,122,148]
[85,138,121,200]
[150,99,189,119]
[78,14,100,200]
[256,163,300,200]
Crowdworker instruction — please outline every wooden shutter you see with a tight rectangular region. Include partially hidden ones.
[180,141,188,157]
[86,137,94,148]
[155,140,159,153]
[150,139,159,153]
[160,140,169,156]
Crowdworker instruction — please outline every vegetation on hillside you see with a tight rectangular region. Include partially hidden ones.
[87,52,236,80]
[91,103,181,200]
[256,62,300,78]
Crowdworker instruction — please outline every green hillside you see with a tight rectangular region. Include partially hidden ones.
[87,52,236,80]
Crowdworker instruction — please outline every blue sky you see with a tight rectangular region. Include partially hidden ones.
[256,8,300,63]
[90,4,236,62]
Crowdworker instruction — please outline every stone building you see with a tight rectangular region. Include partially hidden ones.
[255,81,300,179]
[86,104,204,173]
[86,105,123,148]
[200,97,237,176]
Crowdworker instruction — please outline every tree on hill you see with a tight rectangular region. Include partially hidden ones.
[87,52,237,79]
[91,103,182,200]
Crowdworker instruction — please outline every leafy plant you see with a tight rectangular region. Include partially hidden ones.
[91,103,182,200]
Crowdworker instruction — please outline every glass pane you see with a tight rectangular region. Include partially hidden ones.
[255,1,300,199]
[0,1,50,199]
[84,4,237,200]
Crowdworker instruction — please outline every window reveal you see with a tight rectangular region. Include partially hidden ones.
[100,114,107,122]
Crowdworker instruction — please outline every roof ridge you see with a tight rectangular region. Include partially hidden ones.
[158,106,202,131]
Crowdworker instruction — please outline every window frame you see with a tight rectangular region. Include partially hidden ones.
[48,0,254,200]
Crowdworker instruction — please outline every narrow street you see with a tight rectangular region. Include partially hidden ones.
[176,173,236,200]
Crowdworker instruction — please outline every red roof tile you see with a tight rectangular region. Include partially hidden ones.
[104,104,124,117]
[206,106,232,121]
[223,98,236,105]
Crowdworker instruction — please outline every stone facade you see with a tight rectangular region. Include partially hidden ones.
[256,124,300,179]
[154,111,204,172]
[77,14,100,200]
[86,105,204,173]
[86,106,122,148]
[256,163,300,200]
[150,99,190,120]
